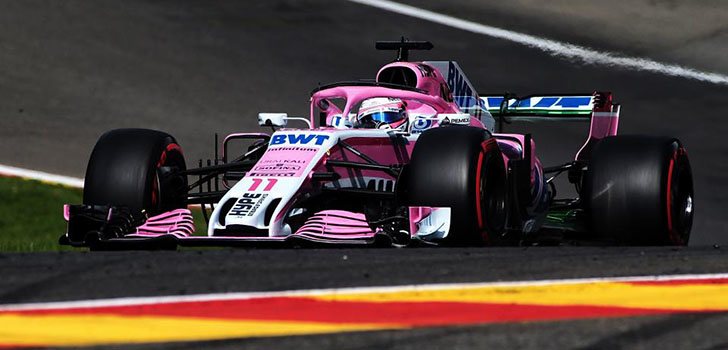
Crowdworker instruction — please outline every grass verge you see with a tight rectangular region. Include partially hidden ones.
[0,177,207,252]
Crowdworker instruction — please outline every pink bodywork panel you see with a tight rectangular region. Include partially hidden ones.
[295,210,377,240]
[493,134,536,167]
[376,62,449,97]
[251,146,319,177]
[493,134,546,205]
[113,208,379,242]
[63,204,71,221]
[576,92,621,161]
[408,207,433,237]
[126,209,195,238]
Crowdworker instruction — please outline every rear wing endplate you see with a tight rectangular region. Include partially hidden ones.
[480,92,621,161]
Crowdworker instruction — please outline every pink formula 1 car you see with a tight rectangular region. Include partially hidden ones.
[61,40,694,249]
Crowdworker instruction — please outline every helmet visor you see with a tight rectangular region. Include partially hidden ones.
[365,111,404,123]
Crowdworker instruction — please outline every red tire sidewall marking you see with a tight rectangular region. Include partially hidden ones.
[157,143,183,168]
[476,138,498,243]
[475,151,485,231]
[152,142,182,208]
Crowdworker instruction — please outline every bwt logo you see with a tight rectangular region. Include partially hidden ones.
[270,134,330,146]
[447,62,473,105]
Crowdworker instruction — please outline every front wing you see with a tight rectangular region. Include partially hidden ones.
[59,205,440,249]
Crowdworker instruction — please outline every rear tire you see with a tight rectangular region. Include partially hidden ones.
[584,135,693,245]
[83,128,188,215]
[402,126,507,245]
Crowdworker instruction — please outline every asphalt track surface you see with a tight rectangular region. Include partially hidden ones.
[0,1,727,349]
[1,247,728,349]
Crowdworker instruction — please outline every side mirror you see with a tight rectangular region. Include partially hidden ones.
[258,113,288,128]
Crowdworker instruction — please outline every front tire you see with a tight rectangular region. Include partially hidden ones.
[83,128,188,215]
[584,135,693,245]
[402,126,507,245]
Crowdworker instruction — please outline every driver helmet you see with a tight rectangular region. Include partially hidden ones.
[355,98,408,130]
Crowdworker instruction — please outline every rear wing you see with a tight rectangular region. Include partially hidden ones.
[481,94,595,122]
[480,92,621,161]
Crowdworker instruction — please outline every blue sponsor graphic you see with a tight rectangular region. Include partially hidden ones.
[533,97,557,108]
[485,96,592,110]
[270,134,330,146]
[554,97,591,108]
[456,96,487,109]
[330,115,353,129]
[486,97,505,108]
[411,118,433,133]
[447,62,474,108]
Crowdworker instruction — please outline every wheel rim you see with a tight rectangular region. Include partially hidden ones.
[482,156,506,237]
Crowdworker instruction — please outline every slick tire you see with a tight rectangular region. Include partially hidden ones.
[83,128,188,215]
[402,126,507,245]
[584,135,693,245]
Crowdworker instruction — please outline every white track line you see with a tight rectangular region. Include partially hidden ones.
[1,272,726,311]
[2,3,724,186]
[348,0,728,86]
[0,165,210,209]
[0,164,83,188]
